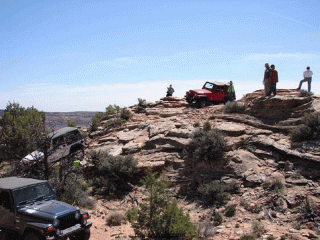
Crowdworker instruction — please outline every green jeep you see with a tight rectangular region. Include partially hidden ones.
[0,177,92,240]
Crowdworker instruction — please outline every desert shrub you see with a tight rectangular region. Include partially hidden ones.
[135,98,147,113]
[67,120,77,127]
[106,104,120,116]
[214,213,223,226]
[126,169,197,240]
[208,114,216,120]
[106,213,125,226]
[184,129,226,167]
[240,198,262,213]
[252,221,266,237]
[263,179,284,196]
[197,180,230,206]
[299,89,313,97]
[222,101,248,113]
[88,152,138,198]
[240,236,255,240]
[267,236,275,240]
[203,121,212,132]
[235,223,240,228]
[224,204,236,217]
[194,121,200,127]
[50,172,95,209]
[291,112,320,141]
[120,107,131,120]
[90,112,106,132]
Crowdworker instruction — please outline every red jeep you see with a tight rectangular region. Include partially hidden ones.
[185,81,236,108]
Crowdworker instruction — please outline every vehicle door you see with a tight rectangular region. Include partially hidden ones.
[49,135,67,162]
[0,190,15,230]
[212,86,225,101]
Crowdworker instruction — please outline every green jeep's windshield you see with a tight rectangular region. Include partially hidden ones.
[12,182,55,206]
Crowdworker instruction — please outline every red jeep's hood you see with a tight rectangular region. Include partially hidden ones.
[190,89,212,94]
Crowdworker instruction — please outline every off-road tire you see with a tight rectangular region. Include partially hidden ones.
[69,230,90,240]
[24,232,45,240]
[186,96,193,104]
[197,99,206,108]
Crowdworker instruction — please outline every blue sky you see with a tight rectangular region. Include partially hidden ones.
[1,0,319,112]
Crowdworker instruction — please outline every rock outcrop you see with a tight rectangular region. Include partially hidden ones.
[86,90,320,239]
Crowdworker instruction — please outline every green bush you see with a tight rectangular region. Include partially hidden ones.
[222,101,248,113]
[126,169,197,240]
[197,180,230,207]
[50,172,95,209]
[263,179,284,196]
[184,129,226,167]
[120,107,131,120]
[224,204,236,217]
[267,236,275,240]
[194,121,200,127]
[240,236,255,240]
[252,221,266,238]
[106,213,125,226]
[214,213,223,226]
[135,98,147,113]
[0,102,46,163]
[202,121,212,132]
[290,112,320,141]
[67,120,77,127]
[90,112,107,132]
[299,89,313,97]
[208,114,216,120]
[88,152,138,198]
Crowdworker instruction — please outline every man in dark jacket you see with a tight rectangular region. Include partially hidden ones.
[267,64,278,96]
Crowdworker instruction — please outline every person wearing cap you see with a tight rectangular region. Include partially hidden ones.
[298,66,313,92]
[267,64,278,96]
[166,84,175,97]
[228,81,235,101]
[263,63,271,96]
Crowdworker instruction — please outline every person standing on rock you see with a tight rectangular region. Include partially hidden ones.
[297,66,313,92]
[267,64,278,97]
[228,81,235,101]
[263,63,271,96]
[166,84,175,97]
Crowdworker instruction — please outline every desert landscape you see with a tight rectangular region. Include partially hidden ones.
[1,89,320,240]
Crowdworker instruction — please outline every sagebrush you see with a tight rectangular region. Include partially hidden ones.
[126,169,197,239]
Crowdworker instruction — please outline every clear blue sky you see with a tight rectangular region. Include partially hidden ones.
[1,0,319,112]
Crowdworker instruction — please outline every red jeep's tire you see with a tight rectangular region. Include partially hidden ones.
[197,99,206,108]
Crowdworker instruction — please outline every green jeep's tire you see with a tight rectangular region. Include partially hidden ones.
[24,232,45,240]
[69,230,90,240]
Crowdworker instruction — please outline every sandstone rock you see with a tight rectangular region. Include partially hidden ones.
[215,122,246,136]
[122,142,145,154]
[116,129,147,144]
[97,136,117,144]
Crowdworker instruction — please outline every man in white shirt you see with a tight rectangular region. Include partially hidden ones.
[298,66,313,92]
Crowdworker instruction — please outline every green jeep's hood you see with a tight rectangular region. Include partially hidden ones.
[18,200,77,220]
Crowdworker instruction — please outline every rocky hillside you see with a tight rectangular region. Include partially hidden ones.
[85,89,320,240]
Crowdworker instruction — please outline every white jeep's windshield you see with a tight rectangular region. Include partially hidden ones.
[13,182,55,206]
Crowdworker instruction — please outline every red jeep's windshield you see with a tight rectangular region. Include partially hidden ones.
[203,82,215,90]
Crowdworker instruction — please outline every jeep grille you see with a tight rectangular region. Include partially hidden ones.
[58,212,79,230]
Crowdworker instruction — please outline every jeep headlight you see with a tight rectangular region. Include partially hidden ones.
[53,218,60,227]
[194,93,197,97]
[75,211,80,220]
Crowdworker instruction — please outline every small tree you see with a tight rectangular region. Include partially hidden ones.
[126,169,197,239]
[0,101,46,163]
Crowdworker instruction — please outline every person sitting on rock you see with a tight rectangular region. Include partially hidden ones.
[166,84,175,97]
